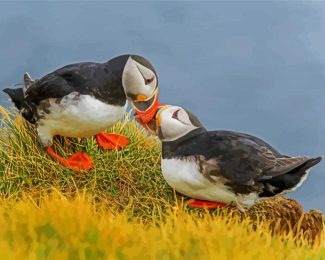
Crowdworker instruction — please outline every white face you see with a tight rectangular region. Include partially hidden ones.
[122,57,157,101]
[157,106,204,142]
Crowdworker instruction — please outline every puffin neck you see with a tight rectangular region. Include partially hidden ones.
[93,61,127,106]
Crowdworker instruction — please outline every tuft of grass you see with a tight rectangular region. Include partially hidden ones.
[0,193,324,259]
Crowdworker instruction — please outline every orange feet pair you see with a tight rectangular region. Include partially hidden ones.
[186,199,227,209]
[46,133,128,173]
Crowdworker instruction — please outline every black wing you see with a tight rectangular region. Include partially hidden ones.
[200,130,310,185]
[25,62,100,105]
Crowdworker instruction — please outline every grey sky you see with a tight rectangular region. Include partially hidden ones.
[0,1,324,211]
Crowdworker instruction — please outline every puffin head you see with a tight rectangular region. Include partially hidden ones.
[122,55,158,102]
[121,55,159,123]
[155,105,206,142]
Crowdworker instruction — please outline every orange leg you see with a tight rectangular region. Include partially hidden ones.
[46,146,93,173]
[95,132,129,150]
[186,199,227,209]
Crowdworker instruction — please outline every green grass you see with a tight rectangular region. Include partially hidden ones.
[0,106,324,259]
[0,106,174,219]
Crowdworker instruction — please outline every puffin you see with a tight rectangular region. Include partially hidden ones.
[152,105,322,211]
[3,54,159,172]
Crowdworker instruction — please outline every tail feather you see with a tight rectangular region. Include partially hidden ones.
[260,156,322,197]
[300,156,323,170]
[3,87,25,110]
[3,87,37,124]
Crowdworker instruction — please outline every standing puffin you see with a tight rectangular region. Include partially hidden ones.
[3,54,159,172]
[154,105,322,211]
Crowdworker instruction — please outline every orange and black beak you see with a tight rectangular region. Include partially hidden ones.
[155,105,170,128]
[134,104,170,136]
[153,105,171,137]
[131,88,159,124]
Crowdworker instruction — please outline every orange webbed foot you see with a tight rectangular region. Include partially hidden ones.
[65,151,94,173]
[46,147,93,173]
[185,199,227,209]
[95,132,129,150]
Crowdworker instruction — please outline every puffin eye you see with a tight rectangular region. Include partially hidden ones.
[145,76,154,85]
[172,109,180,119]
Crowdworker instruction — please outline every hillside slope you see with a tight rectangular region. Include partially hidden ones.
[0,107,324,258]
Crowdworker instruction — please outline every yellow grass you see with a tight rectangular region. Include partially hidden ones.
[0,193,323,259]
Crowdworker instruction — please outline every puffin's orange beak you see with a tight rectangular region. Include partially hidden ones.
[135,104,170,135]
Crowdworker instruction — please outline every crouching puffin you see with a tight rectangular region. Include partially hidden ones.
[3,54,159,173]
[154,105,322,211]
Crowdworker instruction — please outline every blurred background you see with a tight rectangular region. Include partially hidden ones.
[0,1,324,211]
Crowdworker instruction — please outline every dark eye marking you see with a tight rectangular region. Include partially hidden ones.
[172,109,180,119]
[145,76,155,85]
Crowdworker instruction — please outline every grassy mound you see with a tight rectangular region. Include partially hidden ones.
[0,106,173,219]
[0,106,324,258]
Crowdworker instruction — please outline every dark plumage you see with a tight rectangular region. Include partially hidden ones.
[2,54,158,172]
[155,105,322,210]
[162,128,321,196]
[3,54,157,124]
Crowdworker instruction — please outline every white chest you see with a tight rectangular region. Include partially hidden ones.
[37,94,127,142]
[161,158,237,204]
